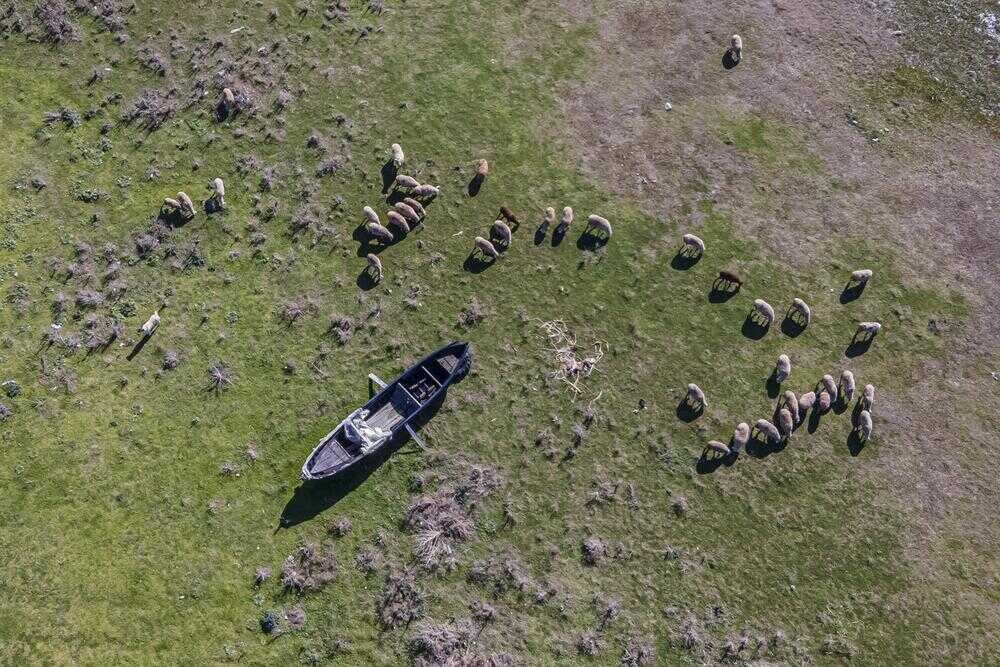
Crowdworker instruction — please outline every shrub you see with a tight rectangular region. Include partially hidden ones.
[207,361,235,393]
[581,537,606,566]
[0,403,11,422]
[376,569,424,630]
[281,541,337,593]
[35,0,81,43]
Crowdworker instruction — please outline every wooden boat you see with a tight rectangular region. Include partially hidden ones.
[300,341,472,481]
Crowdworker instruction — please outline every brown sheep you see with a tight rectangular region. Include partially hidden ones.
[499,206,519,226]
[715,269,744,291]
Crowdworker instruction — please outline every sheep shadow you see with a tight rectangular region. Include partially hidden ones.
[534,223,549,246]
[745,437,785,459]
[380,160,398,194]
[463,253,495,274]
[551,225,567,247]
[846,431,865,457]
[467,173,484,197]
[675,400,703,423]
[385,189,407,205]
[158,209,189,228]
[765,373,781,399]
[722,49,741,70]
[840,283,866,304]
[125,332,153,361]
[203,199,223,215]
[833,397,850,415]
[696,450,737,474]
[670,251,700,271]
[708,284,738,304]
[576,232,608,251]
[356,268,380,291]
[806,407,823,434]
[780,316,806,338]
[845,338,873,358]
[741,315,769,340]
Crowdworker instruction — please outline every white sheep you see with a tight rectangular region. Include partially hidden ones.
[819,374,839,403]
[731,34,743,58]
[782,390,799,423]
[854,322,882,341]
[394,174,420,191]
[475,159,488,177]
[754,419,781,444]
[176,191,195,218]
[365,253,383,282]
[162,196,181,211]
[363,205,381,226]
[685,383,708,409]
[861,384,875,411]
[856,410,873,441]
[385,210,410,234]
[473,236,500,260]
[787,298,811,326]
[366,222,394,245]
[390,143,404,167]
[412,184,439,199]
[818,391,832,413]
[585,214,612,238]
[706,440,731,457]
[491,220,512,247]
[777,408,794,436]
[394,201,421,224]
[138,310,160,336]
[848,269,873,288]
[840,370,856,403]
[798,391,817,414]
[220,87,235,115]
[209,177,225,208]
[560,206,574,229]
[680,233,705,256]
[733,422,750,451]
[751,299,775,326]
[775,354,791,383]
[402,197,426,219]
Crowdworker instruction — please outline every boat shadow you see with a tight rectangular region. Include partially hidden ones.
[278,397,446,529]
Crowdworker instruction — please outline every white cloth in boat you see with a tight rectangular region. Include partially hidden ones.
[344,409,390,453]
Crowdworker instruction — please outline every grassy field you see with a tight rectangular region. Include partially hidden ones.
[0,0,998,664]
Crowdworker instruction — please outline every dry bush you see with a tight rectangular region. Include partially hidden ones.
[457,297,487,328]
[121,89,176,131]
[0,403,11,422]
[277,297,315,325]
[581,537,606,566]
[206,361,235,393]
[281,541,337,593]
[327,314,354,345]
[576,631,602,657]
[404,487,474,571]
[253,566,271,586]
[34,0,81,43]
[620,637,656,666]
[284,604,306,631]
[408,621,471,666]
[327,517,352,537]
[468,553,537,598]
[161,349,180,370]
[376,569,424,630]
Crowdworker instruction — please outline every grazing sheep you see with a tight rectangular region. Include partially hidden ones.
[366,222,394,245]
[176,191,195,218]
[782,390,799,423]
[856,410,873,441]
[819,374,839,403]
[394,201,421,224]
[386,210,410,234]
[798,391,817,414]
[680,233,705,256]
[544,207,557,226]
[861,384,875,411]
[560,206,574,229]
[221,87,235,113]
[209,177,225,208]
[412,184,439,199]
[402,197,426,219]
[390,143,404,167]
[394,174,420,191]
[685,383,708,409]
[787,298,811,326]
[473,236,500,260]
[733,422,750,451]
[162,196,181,211]
[363,205,381,226]
[365,253,383,282]
[818,391,832,413]
[585,214,612,238]
[475,159,489,177]
[730,34,743,60]
[706,440,731,457]
[751,299,775,326]
[775,354,791,383]
[138,310,160,336]
[777,408,794,436]
[840,370,856,403]
[754,419,780,444]
[848,269,873,287]
[715,269,744,291]
[499,206,519,226]
[854,322,882,341]
[491,220,512,247]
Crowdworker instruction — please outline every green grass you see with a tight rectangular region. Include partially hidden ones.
[0,1,983,664]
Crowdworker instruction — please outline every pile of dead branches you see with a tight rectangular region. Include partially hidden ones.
[535,319,605,394]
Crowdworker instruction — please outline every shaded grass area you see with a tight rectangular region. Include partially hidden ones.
[0,1,978,664]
